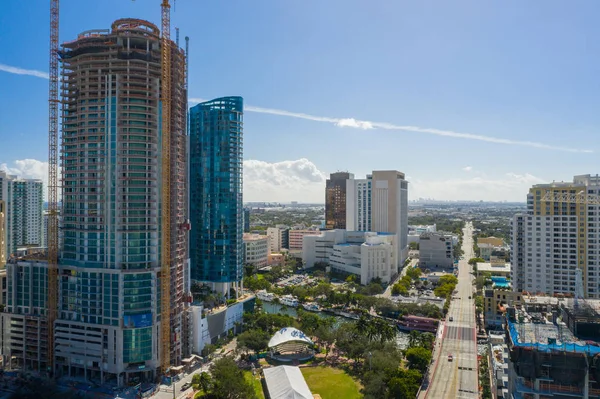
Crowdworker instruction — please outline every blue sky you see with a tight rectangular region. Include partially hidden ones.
[1,0,599,202]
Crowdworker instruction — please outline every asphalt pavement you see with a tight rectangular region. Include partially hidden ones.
[419,222,479,399]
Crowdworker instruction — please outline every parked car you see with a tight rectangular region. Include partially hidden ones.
[448,354,453,361]
[181,382,192,391]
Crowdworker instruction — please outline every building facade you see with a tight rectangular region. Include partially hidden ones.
[418,232,455,269]
[189,97,243,293]
[302,230,397,285]
[346,171,408,266]
[346,177,372,232]
[267,226,289,253]
[243,208,250,233]
[0,201,5,267]
[0,172,43,257]
[288,229,321,252]
[243,234,269,269]
[0,19,191,384]
[511,174,600,298]
[325,172,353,230]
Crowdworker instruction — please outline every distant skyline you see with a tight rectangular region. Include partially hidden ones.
[2,1,600,202]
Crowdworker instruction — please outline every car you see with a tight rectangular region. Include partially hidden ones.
[449,316,454,322]
[181,382,192,391]
[448,354,453,361]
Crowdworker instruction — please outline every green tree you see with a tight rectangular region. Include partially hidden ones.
[439,275,458,286]
[314,324,335,360]
[236,329,269,354]
[209,357,257,399]
[202,343,217,357]
[405,346,432,372]
[408,242,419,250]
[198,372,212,393]
[406,267,422,281]
[468,257,485,266]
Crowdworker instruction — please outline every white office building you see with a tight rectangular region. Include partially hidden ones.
[0,171,44,257]
[511,174,600,298]
[267,226,289,253]
[303,230,397,285]
[346,171,408,266]
[243,233,269,269]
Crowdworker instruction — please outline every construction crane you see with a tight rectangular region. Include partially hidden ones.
[47,0,60,375]
[160,0,172,375]
[541,190,600,205]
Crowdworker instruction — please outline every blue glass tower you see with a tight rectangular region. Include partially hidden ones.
[189,97,244,285]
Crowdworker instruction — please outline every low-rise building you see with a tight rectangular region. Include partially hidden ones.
[189,296,255,354]
[268,253,285,267]
[303,230,397,285]
[484,287,522,329]
[476,261,511,278]
[478,242,500,261]
[288,229,321,252]
[477,236,504,247]
[419,232,455,269]
[243,233,269,269]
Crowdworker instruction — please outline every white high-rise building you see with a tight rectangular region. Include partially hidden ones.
[0,171,43,257]
[346,170,408,267]
[511,174,600,298]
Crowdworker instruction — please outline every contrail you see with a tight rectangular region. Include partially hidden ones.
[0,63,49,79]
[190,98,591,153]
[0,66,592,153]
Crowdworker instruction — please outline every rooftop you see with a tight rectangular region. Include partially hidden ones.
[477,262,511,274]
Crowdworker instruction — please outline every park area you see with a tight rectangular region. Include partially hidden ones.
[301,366,362,399]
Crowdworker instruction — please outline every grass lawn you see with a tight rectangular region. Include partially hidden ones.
[301,366,362,399]
[244,371,265,399]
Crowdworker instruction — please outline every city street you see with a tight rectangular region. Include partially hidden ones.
[420,222,478,399]
[381,258,419,298]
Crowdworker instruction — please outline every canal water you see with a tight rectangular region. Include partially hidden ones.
[261,302,410,349]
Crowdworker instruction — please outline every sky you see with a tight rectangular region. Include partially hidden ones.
[1,0,600,203]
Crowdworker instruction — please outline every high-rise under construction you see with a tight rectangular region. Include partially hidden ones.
[51,18,188,384]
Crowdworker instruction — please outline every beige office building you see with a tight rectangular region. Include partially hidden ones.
[511,174,600,298]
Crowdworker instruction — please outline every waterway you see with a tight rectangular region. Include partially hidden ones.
[261,302,410,349]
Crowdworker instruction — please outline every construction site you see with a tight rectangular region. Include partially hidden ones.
[505,297,600,399]
[0,1,192,392]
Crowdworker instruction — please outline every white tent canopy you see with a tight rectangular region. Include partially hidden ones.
[268,327,313,348]
[263,365,313,399]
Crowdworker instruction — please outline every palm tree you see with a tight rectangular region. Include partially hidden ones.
[408,330,421,348]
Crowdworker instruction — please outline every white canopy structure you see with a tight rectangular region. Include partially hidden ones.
[268,327,315,362]
[263,365,313,399]
[268,327,313,348]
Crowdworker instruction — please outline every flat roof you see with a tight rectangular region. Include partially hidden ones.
[477,262,511,273]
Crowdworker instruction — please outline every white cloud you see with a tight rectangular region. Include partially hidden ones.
[335,118,373,130]
[409,172,546,202]
[0,63,49,79]
[462,166,473,172]
[0,61,592,153]
[244,158,326,203]
[0,159,49,199]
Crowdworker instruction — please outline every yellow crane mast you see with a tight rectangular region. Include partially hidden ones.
[47,0,60,375]
[160,0,172,374]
